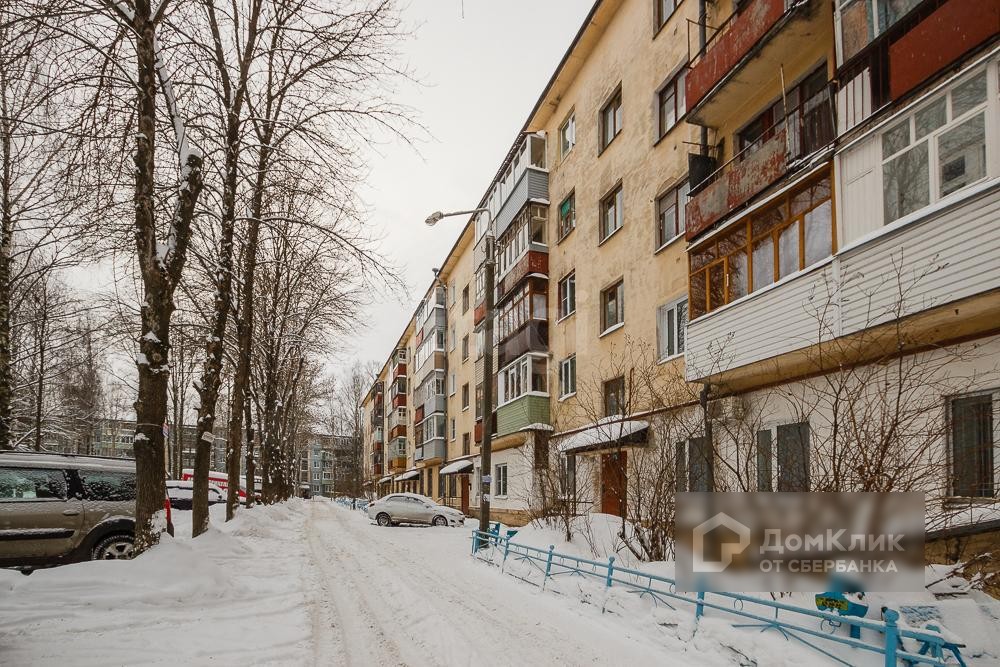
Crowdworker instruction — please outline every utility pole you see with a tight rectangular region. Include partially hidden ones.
[425,207,495,542]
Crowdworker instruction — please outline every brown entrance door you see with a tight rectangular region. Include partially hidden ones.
[601,451,627,516]
[460,475,470,515]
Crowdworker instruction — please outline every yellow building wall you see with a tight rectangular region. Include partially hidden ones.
[531,0,698,431]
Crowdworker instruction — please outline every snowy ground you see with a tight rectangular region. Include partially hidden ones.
[0,500,996,666]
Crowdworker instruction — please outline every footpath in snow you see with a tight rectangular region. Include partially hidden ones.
[2,499,997,666]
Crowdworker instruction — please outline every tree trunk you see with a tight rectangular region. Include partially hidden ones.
[33,287,47,451]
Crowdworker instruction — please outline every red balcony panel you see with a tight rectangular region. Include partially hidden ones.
[498,251,549,301]
[687,128,788,241]
[391,393,407,409]
[474,300,486,326]
[414,405,425,423]
[372,463,383,476]
[889,0,999,100]
[474,420,483,444]
[392,362,407,378]
[389,424,407,440]
[686,0,786,113]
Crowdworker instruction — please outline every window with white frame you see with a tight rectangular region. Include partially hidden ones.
[656,0,679,29]
[498,354,548,406]
[560,112,576,159]
[497,203,547,276]
[950,390,998,498]
[449,324,456,351]
[657,69,686,138]
[450,417,456,441]
[558,272,576,319]
[494,463,508,497]
[882,67,991,224]
[656,298,687,360]
[559,355,576,398]
[600,184,624,241]
[656,180,690,248]
[448,372,456,396]
[754,422,811,492]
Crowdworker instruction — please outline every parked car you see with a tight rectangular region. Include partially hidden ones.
[166,479,225,510]
[0,452,146,568]
[367,493,465,527]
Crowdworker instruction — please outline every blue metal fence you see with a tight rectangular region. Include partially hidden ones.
[470,529,965,667]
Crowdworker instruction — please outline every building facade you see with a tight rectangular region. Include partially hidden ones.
[361,0,1000,530]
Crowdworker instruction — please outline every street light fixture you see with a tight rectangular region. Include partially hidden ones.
[424,206,495,543]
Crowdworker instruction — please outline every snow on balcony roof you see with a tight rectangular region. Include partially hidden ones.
[377,475,393,484]
[394,470,419,481]
[440,459,474,475]
[556,417,650,454]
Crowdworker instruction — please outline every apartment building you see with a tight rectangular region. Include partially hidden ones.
[682,0,1000,502]
[523,0,703,518]
[362,0,1000,527]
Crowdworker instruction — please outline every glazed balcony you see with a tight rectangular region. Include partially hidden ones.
[415,440,447,464]
[496,394,549,439]
[373,427,384,445]
[686,0,829,127]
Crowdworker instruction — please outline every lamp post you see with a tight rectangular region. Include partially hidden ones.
[425,208,495,540]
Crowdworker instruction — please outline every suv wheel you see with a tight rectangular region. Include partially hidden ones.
[92,533,135,560]
[432,515,447,527]
[376,512,391,527]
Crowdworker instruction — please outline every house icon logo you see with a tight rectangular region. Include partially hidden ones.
[692,512,751,573]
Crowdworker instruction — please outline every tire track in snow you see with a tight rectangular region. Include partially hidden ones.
[312,502,672,666]
[305,500,411,666]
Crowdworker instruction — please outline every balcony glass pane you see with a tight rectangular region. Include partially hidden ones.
[915,98,946,140]
[778,223,799,279]
[938,112,986,197]
[952,71,987,118]
[882,141,929,222]
[752,237,774,291]
[728,251,748,301]
[804,201,833,267]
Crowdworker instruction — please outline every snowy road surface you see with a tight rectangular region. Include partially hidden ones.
[0,499,807,666]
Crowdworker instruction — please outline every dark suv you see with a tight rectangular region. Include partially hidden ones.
[0,452,139,568]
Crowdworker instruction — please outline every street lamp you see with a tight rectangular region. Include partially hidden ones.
[425,207,495,541]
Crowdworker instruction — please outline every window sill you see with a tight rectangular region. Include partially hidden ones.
[597,130,621,157]
[599,322,625,338]
[462,406,470,412]
[598,225,623,247]
[652,111,689,149]
[558,392,577,403]
[556,311,576,325]
[656,351,684,365]
[654,232,685,255]
[557,225,575,245]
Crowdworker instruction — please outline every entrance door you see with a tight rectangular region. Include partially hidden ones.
[460,475,470,515]
[600,451,627,517]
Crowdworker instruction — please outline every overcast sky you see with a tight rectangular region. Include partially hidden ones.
[349,0,593,371]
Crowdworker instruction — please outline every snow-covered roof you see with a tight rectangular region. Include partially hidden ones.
[440,459,474,475]
[377,475,394,484]
[555,417,650,454]
[394,470,419,481]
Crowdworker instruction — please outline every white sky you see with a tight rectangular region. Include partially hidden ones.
[349,0,593,370]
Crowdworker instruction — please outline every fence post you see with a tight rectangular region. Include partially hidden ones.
[471,530,476,555]
[883,607,899,667]
[501,536,512,573]
[606,555,616,589]
[696,590,706,620]
[542,545,555,591]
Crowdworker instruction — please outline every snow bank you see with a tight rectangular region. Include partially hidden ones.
[0,500,314,666]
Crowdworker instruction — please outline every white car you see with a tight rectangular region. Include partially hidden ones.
[367,493,465,527]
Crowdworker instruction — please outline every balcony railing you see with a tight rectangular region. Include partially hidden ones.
[686,88,834,240]
[415,440,447,463]
[686,0,791,114]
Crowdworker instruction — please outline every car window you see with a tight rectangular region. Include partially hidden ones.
[78,470,136,502]
[0,467,67,500]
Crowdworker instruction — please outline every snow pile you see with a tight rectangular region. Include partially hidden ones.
[0,501,313,666]
[556,416,649,453]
